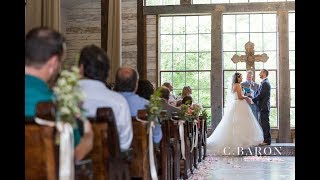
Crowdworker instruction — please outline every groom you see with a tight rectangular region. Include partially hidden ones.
[252,69,271,145]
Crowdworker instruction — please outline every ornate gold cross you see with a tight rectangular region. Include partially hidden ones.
[231,41,269,72]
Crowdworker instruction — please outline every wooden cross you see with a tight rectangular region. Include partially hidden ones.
[231,41,269,74]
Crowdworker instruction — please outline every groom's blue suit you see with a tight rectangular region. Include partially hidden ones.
[252,78,271,144]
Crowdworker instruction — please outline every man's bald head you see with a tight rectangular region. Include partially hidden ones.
[114,67,138,92]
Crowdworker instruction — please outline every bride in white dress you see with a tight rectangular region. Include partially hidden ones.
[207,72,264,156]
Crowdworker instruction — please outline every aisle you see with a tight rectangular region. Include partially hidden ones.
[188,154,295,180]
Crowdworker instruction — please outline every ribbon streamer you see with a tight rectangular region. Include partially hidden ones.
[35,117,75,180]
[171,118,186,160]
[135,117,158,180]
[190,119,199,153]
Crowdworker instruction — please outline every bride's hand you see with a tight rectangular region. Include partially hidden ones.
[245,97,252,104]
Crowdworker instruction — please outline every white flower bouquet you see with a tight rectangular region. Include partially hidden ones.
[53,66,85,126]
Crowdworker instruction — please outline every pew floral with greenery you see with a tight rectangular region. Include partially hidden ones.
[146,88,162,126]
[200,109,208,121]
[179,103,203,122]
[53,66,85,126]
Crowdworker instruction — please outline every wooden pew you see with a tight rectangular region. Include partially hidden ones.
[87,107,130,180]
[25,102,59,180]
[158,111,172,180]
[129,110,152,179]
[199,116,207,160]
[26,101,94,180]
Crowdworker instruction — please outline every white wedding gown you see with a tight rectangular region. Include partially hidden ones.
[207,91,264,156]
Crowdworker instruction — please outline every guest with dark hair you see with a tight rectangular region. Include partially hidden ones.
[114,67,162,144]
[25,27,93,161]
[78,45,133,152]
[136,79,154,100]
[182,95,193,106]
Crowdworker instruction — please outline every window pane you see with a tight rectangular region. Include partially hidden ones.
[204,107,212,126]
[250,33,263,51]
[271,89,277,107]
[173,72,186,89]
[289,51,295,69]
[186,34,198,52]
[199,71,211,89]
[199,16,211,33]
[237,33,249,51]
[186,53,198,70]
[250,14,263,32]
[192,89,199,103]
[289,32,295,50]
[199,53,211,70]
[236,15,249,32]
[224,71,236,88]
[173,16,185,34]
[263,51,277,69]
[160,17,172,34]
[160,72,172,85]
[263,14,276,32]
[268,71,277,88]
[290,71,295,88]
[223,52,237,69]
[173,35,185,52]
[223,15,236,32]
[263,33,277,51]
[186,72,199,90]
[254,61,264,70]
[270,108,278,127]
[199,34,211,52]
[223,33,236,51]
[199,89,211,107]
[161,35,172,52]
[186,16,198,34]
[160,53,172,70]
[290,89,295,107]
[172,53,185,70]
[290,108,295,128]
[289,13,295,32]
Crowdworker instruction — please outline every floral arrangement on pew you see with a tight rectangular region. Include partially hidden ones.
[179,103,203,122]
[146,88,162,127]
[200,109,208,121]
[53,66,86,126]
[51,65,86,180]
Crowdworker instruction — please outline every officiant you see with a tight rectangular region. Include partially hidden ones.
[241,70,260,122]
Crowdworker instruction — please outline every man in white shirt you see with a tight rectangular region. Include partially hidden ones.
[78,45,133,152]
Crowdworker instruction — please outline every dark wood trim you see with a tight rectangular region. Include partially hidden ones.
[137,0,146,79]
[155,16,159,87]
[101,0,109,51]
[143,2,295,15]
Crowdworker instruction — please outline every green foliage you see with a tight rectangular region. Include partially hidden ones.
[146,88,162,123]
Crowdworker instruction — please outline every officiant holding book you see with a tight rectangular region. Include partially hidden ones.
[241,70,259,122]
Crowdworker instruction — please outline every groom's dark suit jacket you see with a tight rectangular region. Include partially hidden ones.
[252,78,271,112]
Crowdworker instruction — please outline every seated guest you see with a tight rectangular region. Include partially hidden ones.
[136,79,154,100]
[78,45,133,152]
[176,86,193,107]
[182,95,193,106]
[25,27,93,161]
[114,67,162,144]
[158,86,181,117]
[162,82,177,106]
